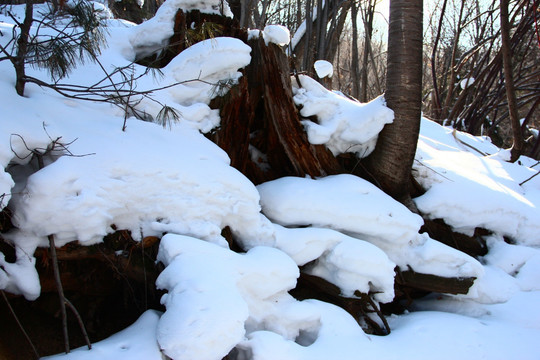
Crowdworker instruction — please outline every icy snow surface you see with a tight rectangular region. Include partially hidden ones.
[292,74,393,157]
[1,3,540,359]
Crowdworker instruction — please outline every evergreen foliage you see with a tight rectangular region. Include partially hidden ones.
[0,0,106,94]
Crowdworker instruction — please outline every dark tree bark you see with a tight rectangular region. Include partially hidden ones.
[359,0,375,102]
[211,37,343,184]
[350,0,361,99]
[500,0,524,162]
[14,0,33,96]
[364,0,424,207]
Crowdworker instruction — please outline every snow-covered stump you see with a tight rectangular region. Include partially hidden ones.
[211,35,343,184]
[134,8,245,67]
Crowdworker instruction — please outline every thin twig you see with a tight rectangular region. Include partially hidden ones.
[520,170,540,186]
[1,290,40,359]
[365,294,391,335]
[48,234,70,353]
[65,298,91,349]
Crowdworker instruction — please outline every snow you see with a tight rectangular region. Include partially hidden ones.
[313,60,333,78]
[257,174,483,281]
[459,77,475,89]
[1,2,540,360]
[292,75,393,157]
[43,310,163,360]
[134,36,252,131]
[262,24,290,46]
[414,118,540,246]
[129,0,233,58]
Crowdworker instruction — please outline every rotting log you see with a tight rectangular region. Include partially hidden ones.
[422,219,488,258]
[292,272,390,335]
[396,266,476,295]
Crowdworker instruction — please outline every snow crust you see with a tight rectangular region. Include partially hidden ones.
[292,75,393,157]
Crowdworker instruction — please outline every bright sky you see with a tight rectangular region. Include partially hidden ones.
[372,0,442,42]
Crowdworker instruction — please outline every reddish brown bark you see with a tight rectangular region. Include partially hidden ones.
[211,36,342,184]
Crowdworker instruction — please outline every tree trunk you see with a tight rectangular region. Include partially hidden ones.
[500,0,523,162]
[360,0,375,102]
[211,37,343,184]
[14,0,33,96]
[364,0,423,206]
[350,0,360,99]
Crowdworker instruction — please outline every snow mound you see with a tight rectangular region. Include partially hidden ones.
[258,174,423,244]
[292,75,393,157]
[156,234,375,359]
[43,310,163,360]
[257,174,483,280]
[135,37,252,132]
[9,120,265,247]
[414,118,540,246]
[272,224,396,303]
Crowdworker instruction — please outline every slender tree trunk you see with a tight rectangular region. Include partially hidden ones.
[365,0,423,207]
[430,0,448,120]
[440,0,465,120]
[500,0,523,162]
[360,0,375,102]
[14,0,33,96]
[351,0,360,99]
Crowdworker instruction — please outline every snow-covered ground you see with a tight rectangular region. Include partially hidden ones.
[1,1,539,359]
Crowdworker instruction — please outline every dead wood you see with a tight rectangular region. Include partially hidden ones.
[211,36,342,184]
[293,272,390,335]
[421,219,488,258]
[396,266,476,295]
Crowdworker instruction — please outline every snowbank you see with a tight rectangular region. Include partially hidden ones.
[1,3,540,360]
[257,174,483,281]
[155,234,376,360]
[414,118,540,246]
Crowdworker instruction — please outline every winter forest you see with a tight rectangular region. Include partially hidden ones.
[0,0,539,359]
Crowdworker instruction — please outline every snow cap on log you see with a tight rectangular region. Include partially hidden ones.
[129,0,233,58]
[262,25,291,46]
